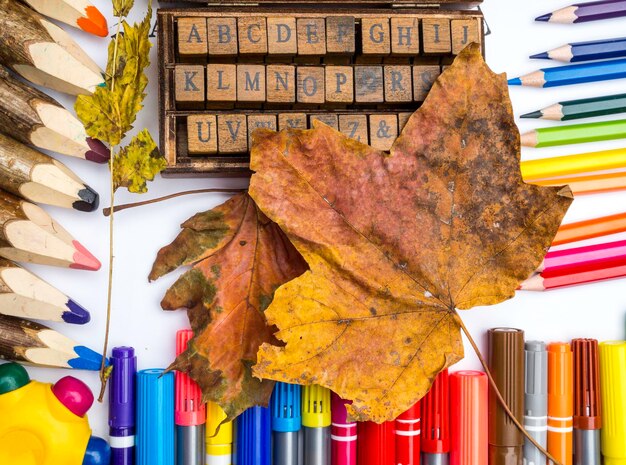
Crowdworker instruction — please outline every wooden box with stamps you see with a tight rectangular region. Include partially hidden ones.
[157,0,485,177]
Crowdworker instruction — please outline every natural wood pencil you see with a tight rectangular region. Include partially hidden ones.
[21,0,108,37]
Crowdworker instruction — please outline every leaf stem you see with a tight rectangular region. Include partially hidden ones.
[452,310,562,465]
[102,188,246,216]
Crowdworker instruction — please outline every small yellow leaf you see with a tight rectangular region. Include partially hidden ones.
[113,129,165,193]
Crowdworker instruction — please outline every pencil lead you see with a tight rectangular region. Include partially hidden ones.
[507,77,522,86]
[85,138,110,163]
[73,186,99,212]
[71,241,101,271]
[77,6,108,37]
[535,13,552,22]
[530,51,550,60]
[68,345,107,370]
[62,299,91,325]
[520,110,543,119]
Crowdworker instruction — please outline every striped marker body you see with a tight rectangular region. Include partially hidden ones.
[548,343,573,465]
[395,402,420,465]
[331,393,356,465]
[523,342,548,465]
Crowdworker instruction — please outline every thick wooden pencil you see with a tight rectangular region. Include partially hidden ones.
[0,258,90,324]
[538,239,626,273]
[531,37,626,63]
[0,191,100,270]
[0,65,109,163]
[521,119,626,147]
[0,133,99,211]
[531,171,626,196]
[0,314,103,369]
[21,0,108,37]
[521,147,626,181]
[520,260,626,291]
[536,0,626,23]
[0,0,103,95]
[508,58,626,88]
[521,93,626,121]
[553,211,626,246]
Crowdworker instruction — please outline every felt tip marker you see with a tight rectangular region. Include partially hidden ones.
[450,371,487,465]
[175,330,206,465]
[395,401,421,465]
[599,341,626,465]
[206,401,233,465]
[236,406,271,465]
[421,369,450,465]
[523,341,547,465]
[357,420,395,465]
[109,346,136,465]
[572,339,602,465]
[272,382,302,465]
[547,342,573,465]
[331,393,356,465]
[303,385,331,465]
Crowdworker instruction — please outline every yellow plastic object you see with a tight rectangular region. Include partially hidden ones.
[206,401,232,465]
[0,380,91,465]
[600,341,626,465]
[302,385,331,428]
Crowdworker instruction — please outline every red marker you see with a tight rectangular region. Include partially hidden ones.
[421,370,450,465]
[395,402,421,465]
[357,421,395,465]
[450,371,487,465]
[331,393,356,465]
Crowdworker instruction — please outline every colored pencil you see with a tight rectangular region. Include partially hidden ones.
[553,211,626,246]
[519,261,626,290]
[0,0,104,95]
[507,58,626,88]
[521,93,626,121]
[21,0,108,37]
[0,191,100,270]
[530,171,626,196]
[531,37,626,63]
[521,119,626,148]
[0,257,90,324]
[536,0,626,23]
[0,314,104,369]
[0,65,109,163]
[520,147,626,181]
[538,239,626,274]
[0,133,99,211]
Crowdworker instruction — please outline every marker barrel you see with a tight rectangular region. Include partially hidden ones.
[236,406,271,465]
[547,342,573,465]
[357,421,395,465]
[599,341,626,465]
[574,429,601,465]
[177,426,204,465]
[109,346,136,465]
[304,427,331,465]
[395,401,421,465]
[523,341,547,465]
[450,371,487,465]
[331,393,356,465]
[422,370,450,465]
[275,431,302,465]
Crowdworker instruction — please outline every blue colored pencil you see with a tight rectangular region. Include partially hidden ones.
[508,58,626,88]
[531,37,626,63]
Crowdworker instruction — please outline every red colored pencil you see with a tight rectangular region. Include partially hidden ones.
[520,263,626,290]
[539,239,626,274]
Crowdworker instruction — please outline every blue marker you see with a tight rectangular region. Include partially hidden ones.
[236,406,271,465]
[272,383,302,465]
[109,346,136,465]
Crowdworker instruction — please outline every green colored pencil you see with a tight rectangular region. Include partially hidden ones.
[521,93,626,121]
[521,119,626,148]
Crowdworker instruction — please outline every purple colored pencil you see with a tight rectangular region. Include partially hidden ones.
[109,346,137,465]
[536,0,626,23]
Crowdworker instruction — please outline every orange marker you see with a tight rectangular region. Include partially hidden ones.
[548,342,573,465]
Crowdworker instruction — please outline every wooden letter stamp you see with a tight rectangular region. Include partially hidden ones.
[266,64,296,103]
[325,66,354,103]
[237,65,266,102]
[175,65,205,108]
[207,18,237,56]
[217,114,248,153]
[361,18,390,55]
[187,114,217,155]
[177,18,207,58]
[238,17,268,55]
[296,66,325,104]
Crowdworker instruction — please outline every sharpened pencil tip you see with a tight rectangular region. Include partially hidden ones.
[520,110,543,119]
[85,138,110,163]
[77,6,109,37]
[535,13,552,22]
[63,299,91,324]
[507,77,522,86]
[530,52,550,60]
[68,345,107,370]
[73,186,99,212]
[70,241,101,271]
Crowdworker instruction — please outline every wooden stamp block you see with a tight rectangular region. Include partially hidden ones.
[451,19,479,55]
[310,113,339,130]
[384,65,412,102]
[369,114,398,151]
[297,18,326,56]
[248,114,277,147]
[354,66,383,103]
[187,114,217,155]
[217,114,248,153]
[339,114,368,143]
[325,66,354,103]
[177,18,208,58]
[175,65,205,108]
[278,113,307,130]
[390,17,420,56]
[207,18,237,56]
[398,112,412,131]
[238,17,268,55]
[266,65,296,103]
[326,16,355,54]
[296,67,325,104]
[267,17,297,55]
[422,19,451,54]
[237,65,266,102]
[412,65,440,101]
[361,18,390,55]
[206,64,236,104]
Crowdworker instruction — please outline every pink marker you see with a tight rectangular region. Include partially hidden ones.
[331,393,357,465]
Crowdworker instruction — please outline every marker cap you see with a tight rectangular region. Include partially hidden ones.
[175,330,206,426]
[331,392,353,425]
[236,406,271,465]
[357,421,395,465]
[206,401,232,445]
[524,341,547,416]
[450,370,487,465]
[548,342,573,418]
[572,338,601,430]
[271,382,301,432]
[421,369,450,454]
[302,385,331,428]
[109,346,136,429]
[599,341,626,463]
[136,369,175,465]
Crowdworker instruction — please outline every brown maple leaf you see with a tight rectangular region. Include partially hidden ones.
[149,193,308,423]
[249,44,573,422]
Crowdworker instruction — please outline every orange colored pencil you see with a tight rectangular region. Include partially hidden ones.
[553,211,626,246]
[531,171,626,196]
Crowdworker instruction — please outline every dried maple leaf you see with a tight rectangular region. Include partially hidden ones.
[249,44,573,422]
[149,193,307,423]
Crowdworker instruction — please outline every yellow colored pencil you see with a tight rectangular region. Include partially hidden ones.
[521,147,626,181]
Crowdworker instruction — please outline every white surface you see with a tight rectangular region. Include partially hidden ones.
[21,0,626,439]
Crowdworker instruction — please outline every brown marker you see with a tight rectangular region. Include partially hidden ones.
[488,328,524,465]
